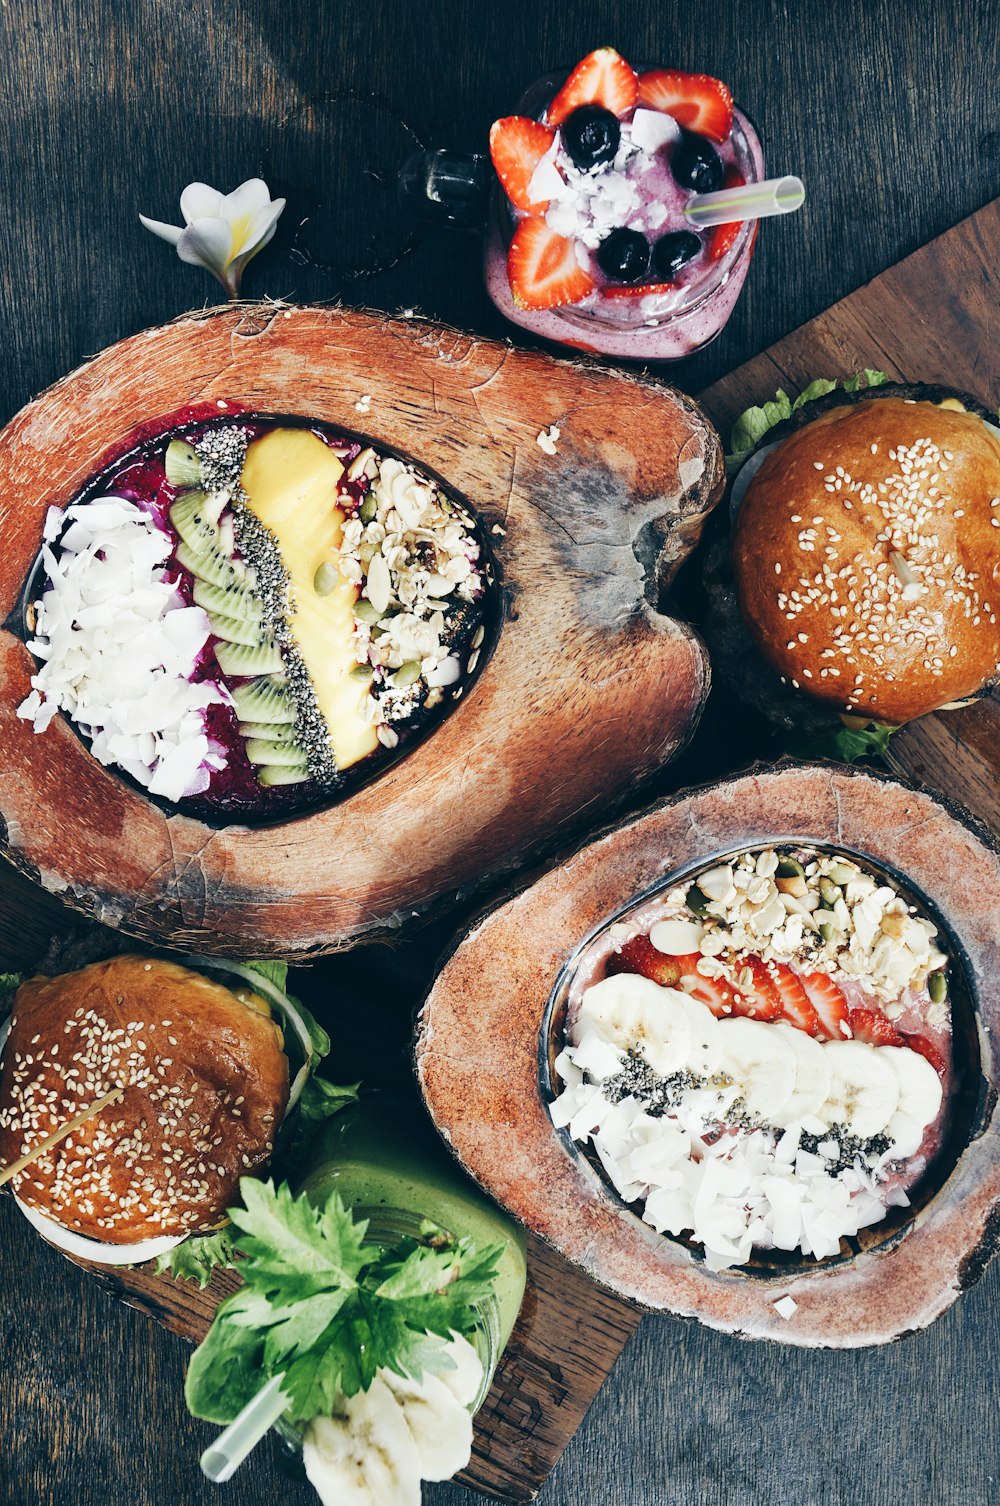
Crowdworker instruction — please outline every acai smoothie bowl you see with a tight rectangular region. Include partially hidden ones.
[416,765,999,1347]
[16,404,497,825]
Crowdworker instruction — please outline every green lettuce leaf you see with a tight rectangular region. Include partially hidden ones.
[152,1228,237,1287]
[726,369,889,474]
[788,720,896,765]
[244,960,289,993]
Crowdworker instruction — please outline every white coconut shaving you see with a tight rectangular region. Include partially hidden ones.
[17,496,229,802]
[551,1030,903,1272]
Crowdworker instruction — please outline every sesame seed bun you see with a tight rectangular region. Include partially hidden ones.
[732,394,1000,724]
[0,956,288,1243]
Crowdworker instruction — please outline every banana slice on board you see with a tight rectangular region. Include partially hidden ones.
[576,974,692,1077]
[770,1022,832,1128]
[382,1368,475,1481]
[820,1040,900,1138]
[303,1374,421,1506]
[434,1334,484,1409]
[717,1017,797,1123]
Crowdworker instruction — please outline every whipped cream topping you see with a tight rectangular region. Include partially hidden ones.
[17,497,229,802]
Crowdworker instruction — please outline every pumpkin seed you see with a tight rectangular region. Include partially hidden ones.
[394,660,422,689]
[351,664,374,682]
[354,599,382,624]
[928,970,948,1005]
[776,856,806,879]
[819,922,836,944]
[686,884,711,917]
[819,877,841,907]
[826,861,856,885]
[360,495,377,523]
[314,561,339,596]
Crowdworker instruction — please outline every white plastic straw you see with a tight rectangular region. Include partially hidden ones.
[684,175,805,229]
[200,1374,289,1483]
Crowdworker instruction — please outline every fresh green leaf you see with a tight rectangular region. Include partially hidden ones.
[295,1075,359,1131]
[787,720,896,765]
[184,1180,503,1429]
[152,1227,237,1287]
[286,993,331,1066]
[0,972,23,994]
[185,1307,266,1423]
[244,959,289,993]
[725,369,890,474]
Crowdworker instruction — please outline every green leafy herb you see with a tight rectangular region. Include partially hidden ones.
[244,960,289,993]
[725,369,889,474]
[294,1075,360,1132]
[153,1227,238,1287]
[185,1179,503,1426]
[0,972,23,995]
[788,720,896,765]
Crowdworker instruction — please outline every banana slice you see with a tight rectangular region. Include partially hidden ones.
[717,1018,796,1123]
[302,1375,421,1506]
[880,1045,943,1151]
[382,1367,475,1481]
[435,1333,484,1409]
[676,993,722,1079]
[820,1041,899,1138]
[576,974,692,1077]
[770,1022,832,1128]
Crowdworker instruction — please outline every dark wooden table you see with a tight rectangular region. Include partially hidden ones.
[3,2,1000,1503]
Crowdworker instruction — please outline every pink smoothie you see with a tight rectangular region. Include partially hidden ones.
[484,70,765,360]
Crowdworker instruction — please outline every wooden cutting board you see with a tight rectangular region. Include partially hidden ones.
[4,199,1000,1504]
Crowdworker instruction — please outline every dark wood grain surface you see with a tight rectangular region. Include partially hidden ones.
[3,2,1000,1505]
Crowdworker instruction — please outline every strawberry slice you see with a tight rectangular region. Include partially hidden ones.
[547,47,639,127]
[768,961,821,1036]
[636,69,733,142]
[848,1007,905,1048]
[800,973,852,1040]
[489,116,557,212]
[901,1031,948,1079]
[707,168,746,263]
[602,281,676,299]
[507,218,595,310]
[728,957,783,1021]
[606,934,686,989]
[676,960,742,1019]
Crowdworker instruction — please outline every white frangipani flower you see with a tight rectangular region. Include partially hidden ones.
[140,178,285,297]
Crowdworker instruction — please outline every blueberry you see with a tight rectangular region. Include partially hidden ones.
[561,106,621,170]
[596,228,651,283]
[652,230,702,280]
[671,131,724,193]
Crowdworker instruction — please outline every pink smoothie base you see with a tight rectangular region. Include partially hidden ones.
[484,96,766,360]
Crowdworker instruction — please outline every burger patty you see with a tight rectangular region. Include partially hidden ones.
[0,956,288,1244]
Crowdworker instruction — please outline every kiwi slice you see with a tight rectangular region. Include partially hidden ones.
[193,579,264,622]
[231,677,297,723]
[176,541,245,590]
[258,764,311,787]
[245,739,308,768]
[209,612,272,649]
[215,641,285,678]
[238,721,299,742]
[165,439,203,488]
[170,492,220,554]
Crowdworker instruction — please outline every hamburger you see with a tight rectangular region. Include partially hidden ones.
[0,953,326,1265]
[718,382,1000,728]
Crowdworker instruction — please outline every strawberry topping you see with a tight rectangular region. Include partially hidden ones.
[606,934,686,990]
[767,961,822,1036]
[799,973,852,1040]
[635,69,733,142]
[848,1007,905,1049]
[602,281,676,299]
[901,1031,948,1079]
[507,218,596,310]
[728,956,783,1021]
[707,167,746,263]
[489,116,557,212]
[547,47,639,128]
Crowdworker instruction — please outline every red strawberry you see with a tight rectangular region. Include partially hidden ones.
[606,934,685,989]
[848,1007,905,1048]
[768,961,821,1036]
[707,168,747,263]
[547,47,639,127]
[489,116,557,212]
[728,957,783,1021]
[800,973,852,1040]
[507,219,596,310]
[602,281,676,298]
[901,1031,948,1079]
[675,961,742,1019]
[636,70,733,142]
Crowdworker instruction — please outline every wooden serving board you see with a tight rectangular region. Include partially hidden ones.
[4,200,1000,1505]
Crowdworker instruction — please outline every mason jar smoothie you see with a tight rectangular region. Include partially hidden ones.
[484,48,766,359]
[298,1095,528,1358]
